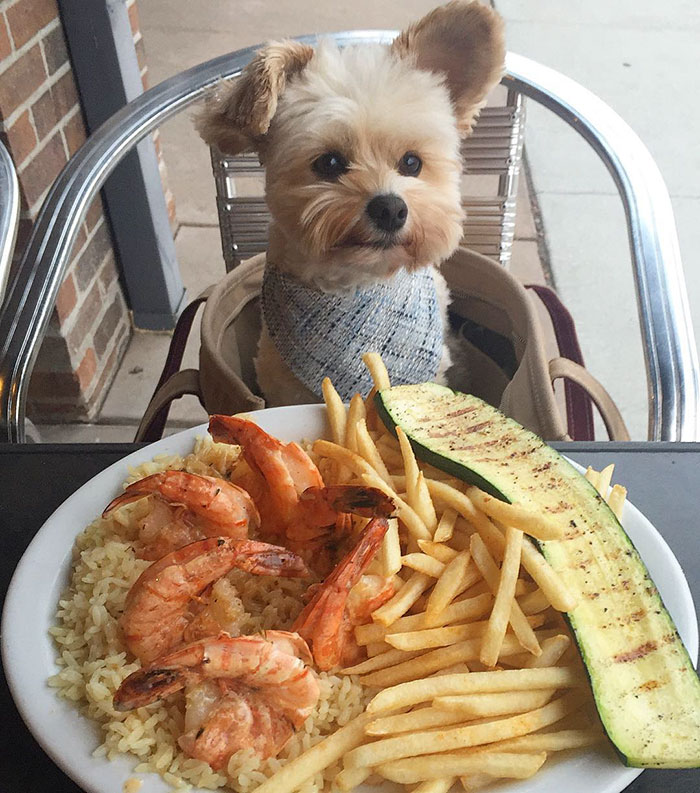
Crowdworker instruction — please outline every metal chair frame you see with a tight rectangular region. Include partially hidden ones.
[0,141,20,308]
[0,33,697,442]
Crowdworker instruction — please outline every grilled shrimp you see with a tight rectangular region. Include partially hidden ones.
[113,632,320,768]
[293,516,394,670]
[208,415,394,574]
[103,471,260,560]
[120,537,309,663]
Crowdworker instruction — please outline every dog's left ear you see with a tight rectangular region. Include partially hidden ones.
[392,0,505,135]
[196,40,314,155]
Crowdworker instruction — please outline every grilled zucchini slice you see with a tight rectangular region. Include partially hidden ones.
[376,382,700,768]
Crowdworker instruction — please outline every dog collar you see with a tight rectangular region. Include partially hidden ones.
[261,264,443,401]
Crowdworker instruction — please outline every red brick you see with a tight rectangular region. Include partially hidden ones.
[51,69,79,117]
[85,194,104,231]
[6,0,57,50]
[128,2,140,37]
[18,131,66,207]
[0,14,12,60]
[0,43,46,117]
[94,291,126,357]
[62,109,86,155]
[67,280,101,351]
[4,109,37,165]
[55,271,77,324]
[29,369,81,399]
[74,221,112,292]
[76,346,97,391]
[31,88,57,139]
[41,22,67,75]
[97,251,120,294]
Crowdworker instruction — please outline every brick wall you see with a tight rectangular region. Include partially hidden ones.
[0,0,175,423]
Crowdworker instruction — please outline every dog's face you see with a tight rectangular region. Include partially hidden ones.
[199,1,505,289]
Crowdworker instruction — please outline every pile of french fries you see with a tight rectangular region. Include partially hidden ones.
[254,354,627,793]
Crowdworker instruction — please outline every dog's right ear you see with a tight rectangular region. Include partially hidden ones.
[196,40,314,156]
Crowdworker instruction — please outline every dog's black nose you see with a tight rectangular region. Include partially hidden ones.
[366,194,408,233]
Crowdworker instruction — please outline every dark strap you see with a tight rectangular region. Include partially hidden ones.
[138,292,209,443]
[526,284,595,441]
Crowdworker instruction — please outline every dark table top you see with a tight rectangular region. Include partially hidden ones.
[1,442,698,792]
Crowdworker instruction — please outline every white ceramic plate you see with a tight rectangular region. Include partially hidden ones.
[2,404,698,793]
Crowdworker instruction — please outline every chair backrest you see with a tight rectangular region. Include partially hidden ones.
[209,86,525,271]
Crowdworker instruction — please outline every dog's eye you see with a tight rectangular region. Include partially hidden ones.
[312,151,349,180]
[398,152,422,177]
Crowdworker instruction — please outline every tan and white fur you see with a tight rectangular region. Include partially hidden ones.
[198,1,505,405]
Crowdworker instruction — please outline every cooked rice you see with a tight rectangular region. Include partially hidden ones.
[49,436,370,792]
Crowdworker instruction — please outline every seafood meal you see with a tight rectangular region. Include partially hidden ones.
[49,354,700,793]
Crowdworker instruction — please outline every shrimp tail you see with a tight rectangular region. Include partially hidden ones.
[292,516,389,670]
[113,666,190,711]
[232,539,311,578]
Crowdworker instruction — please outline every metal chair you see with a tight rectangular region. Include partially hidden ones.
[0,140,20,308]
[0,33,697,442]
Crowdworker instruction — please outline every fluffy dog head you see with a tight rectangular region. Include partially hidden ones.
[198,1,505,290]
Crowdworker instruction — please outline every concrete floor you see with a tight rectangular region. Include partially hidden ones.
[38,0,699,442]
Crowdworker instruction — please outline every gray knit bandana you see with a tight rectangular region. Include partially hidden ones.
[261,264,443,401]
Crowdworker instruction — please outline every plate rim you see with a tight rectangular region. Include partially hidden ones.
[2,405,697,793]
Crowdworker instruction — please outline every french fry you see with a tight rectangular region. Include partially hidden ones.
[401,553,445,578]
[460,772,494,791]
[411,778,456,793]
[481,728,603,753]
[433,689,555,718]
[345,393,365,453]
[366,641,391,657]
[434,507,458,543]
[355,592,493,646]
[465,486,563,541]
[470,534,540,657]
[386,615,545,652]
[356,418,394,486]
[252,711,374,793]
[345,691,583,767]
[341,647,426,676]
[377,751,547,783]
[363,351,391,390]
[371,572,433,626]
[321,377,346,445]
[366,706,471,736]
[359,634,535,687]
[480,526,524,667]
[425,550,472,625]
[335,767,371,792]
[518,588,550,615]
[379,517,402,578]
[366,666,583,714]
[524,634,571,668]
[608,483,627,519]
[418,539,459,564]
[396,426,437,531]
[584,466,600,490]
[597,463,615,500]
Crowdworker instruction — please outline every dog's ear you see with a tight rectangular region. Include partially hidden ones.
[196,40,314,155]
[392,1,505,135]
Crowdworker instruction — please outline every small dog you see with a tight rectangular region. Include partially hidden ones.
[198,1,505,405]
